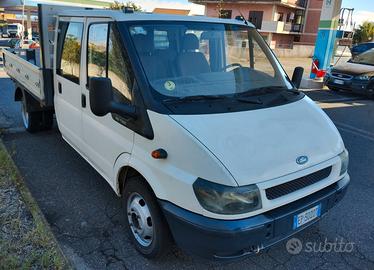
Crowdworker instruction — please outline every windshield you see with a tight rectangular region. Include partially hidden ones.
[8,25,17,30]
[350,48,374,66]
[128,22,292,99]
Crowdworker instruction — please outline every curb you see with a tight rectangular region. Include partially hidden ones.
[0,139,72,270]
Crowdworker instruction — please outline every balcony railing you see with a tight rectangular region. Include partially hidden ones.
[260,21,285,33]
[260,21,303,33]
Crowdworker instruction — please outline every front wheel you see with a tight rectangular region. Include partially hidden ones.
[327,86,339,92]
[123,177,172,258]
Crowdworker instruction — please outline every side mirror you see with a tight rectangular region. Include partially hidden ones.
[89,77,137,119]
[89,77,113,116]
[291,66,304,89]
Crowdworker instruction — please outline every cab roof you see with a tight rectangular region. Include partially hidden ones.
[57,9,254,28]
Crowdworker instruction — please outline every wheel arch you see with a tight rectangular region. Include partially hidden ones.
[14,86,23,101]
[114,154,161,199]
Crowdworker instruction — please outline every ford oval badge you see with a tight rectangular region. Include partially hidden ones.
[296,156,308,165]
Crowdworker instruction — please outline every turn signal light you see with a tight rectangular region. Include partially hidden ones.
[151,149,168,159]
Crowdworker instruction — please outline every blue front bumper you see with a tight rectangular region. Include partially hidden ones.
[325,76,374,95]
[159,176,349,260]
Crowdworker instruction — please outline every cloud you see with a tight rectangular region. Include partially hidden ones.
[352,10,374,27]
[132,0,205,15]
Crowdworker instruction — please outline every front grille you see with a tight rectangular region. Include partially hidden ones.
[265,166,332,200]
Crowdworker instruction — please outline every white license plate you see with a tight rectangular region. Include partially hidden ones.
[333,79,344,85]
[293,204,321,229]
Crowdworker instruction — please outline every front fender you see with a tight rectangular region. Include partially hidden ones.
[113,152,131,195]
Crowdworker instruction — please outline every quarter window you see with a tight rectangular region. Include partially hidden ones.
[58,22,83,84]
[108,26,133,103]
[87,24,108,78]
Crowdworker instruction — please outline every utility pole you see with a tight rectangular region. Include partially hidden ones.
[310,0,342,79]
[21,0,25,39]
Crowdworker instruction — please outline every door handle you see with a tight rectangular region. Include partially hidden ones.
[58,82,62,94]
[81,94,86,108]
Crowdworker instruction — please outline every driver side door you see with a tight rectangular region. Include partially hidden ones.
[81,18,135,182]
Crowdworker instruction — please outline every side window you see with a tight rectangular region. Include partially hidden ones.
[58,22,83,84]
[108,25,133,103]
[87,24,109,78]
[87,23,133,104]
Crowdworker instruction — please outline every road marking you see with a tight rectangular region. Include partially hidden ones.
[335,122,374,143]
[317,97,364,103]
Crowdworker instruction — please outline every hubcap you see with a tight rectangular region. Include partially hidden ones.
[127,193,153,247]
[21,102,29,128]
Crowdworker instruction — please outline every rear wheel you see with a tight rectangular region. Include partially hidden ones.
[123,177,172,258]
[21,97,42,133]
[21,95,54,132]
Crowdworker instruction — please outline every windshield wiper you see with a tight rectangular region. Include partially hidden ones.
[235,96,263,104]
[162,95,228,104]
[282,88,301,95]
[236,86,288,97]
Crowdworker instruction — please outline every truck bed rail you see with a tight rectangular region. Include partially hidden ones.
[3,48,45,102]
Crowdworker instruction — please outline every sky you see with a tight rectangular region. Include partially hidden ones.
[342,0,374,26]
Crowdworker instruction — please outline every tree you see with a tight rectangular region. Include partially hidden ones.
[217,0,226,18]
[353,21,374,44]
[62,35,81,75]
[109,1,142,11]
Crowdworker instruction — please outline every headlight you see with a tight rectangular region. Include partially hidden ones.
[326,66,332,75]
[356,75,371,81]
[193,178,261,215]
[339,149,349,176]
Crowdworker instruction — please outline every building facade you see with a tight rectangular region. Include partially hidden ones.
[190,0,323,49]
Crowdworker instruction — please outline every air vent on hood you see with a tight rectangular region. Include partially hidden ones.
[265,166,332,200]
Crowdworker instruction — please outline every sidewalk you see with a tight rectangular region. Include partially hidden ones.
[0,140,70,269]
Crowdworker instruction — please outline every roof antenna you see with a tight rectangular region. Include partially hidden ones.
[236,11,248,25]
[123,6,134,13]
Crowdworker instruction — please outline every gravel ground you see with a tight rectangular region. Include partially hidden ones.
[0,141,69,270]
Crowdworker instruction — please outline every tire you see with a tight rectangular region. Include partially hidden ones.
[123,177,172,258]
[328,86,339,92]
[21,96,42,133]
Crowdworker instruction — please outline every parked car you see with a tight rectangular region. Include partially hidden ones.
[8,38,20,48]
[3,4,350,260]
[325,48,374,98]
[350,42,374,59]
[13,39,40,49]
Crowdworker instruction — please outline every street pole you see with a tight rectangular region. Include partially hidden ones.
[310,0,342,79]
[21,0,25,39]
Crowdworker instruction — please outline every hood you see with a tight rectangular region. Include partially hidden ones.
[170,97,344,186]
[332,61,374,76]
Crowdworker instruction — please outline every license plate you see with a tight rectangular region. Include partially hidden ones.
[293,204,321,229]
[333,79,344,85]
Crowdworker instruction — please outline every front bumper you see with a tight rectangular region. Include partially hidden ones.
[325,76,374,95]
[159,175,349,260]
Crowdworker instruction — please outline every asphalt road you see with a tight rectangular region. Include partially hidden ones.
[0,70,374,269]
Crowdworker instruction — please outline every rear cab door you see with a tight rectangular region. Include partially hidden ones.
[54,16,85,149]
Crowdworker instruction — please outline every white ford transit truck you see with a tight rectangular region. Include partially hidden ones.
[3,4,349,260]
